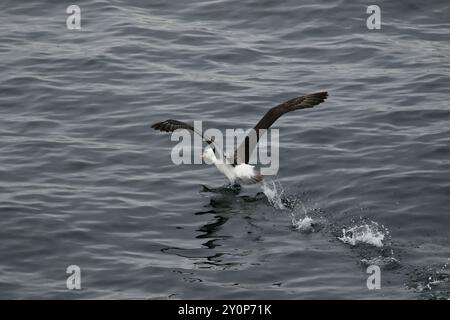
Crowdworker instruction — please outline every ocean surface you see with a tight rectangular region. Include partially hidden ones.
[0,0,449,299]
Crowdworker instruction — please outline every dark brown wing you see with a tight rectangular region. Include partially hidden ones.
[235,92,328,164]
[152,119,215,143]
[152,119,193,133]
[151,119,223,157]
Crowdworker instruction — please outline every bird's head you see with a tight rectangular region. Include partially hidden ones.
[202,146,217,163]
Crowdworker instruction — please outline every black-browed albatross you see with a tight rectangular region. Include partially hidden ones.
[152,91,328,185]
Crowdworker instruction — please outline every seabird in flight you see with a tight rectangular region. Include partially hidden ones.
[152,91,328,185]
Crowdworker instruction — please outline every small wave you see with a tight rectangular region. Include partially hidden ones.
[338,221,388,248]
[407,259,450,299]
[360,256,401,270]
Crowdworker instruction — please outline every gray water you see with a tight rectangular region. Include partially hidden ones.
[0,0,449,299]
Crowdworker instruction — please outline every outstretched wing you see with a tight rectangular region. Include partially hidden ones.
[151,119,225,159]
[234,91,328,164]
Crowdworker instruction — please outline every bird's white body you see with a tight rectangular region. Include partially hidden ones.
[202,147,262,185]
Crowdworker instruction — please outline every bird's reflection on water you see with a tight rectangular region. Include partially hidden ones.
[162,184,268,270]
[196,184,267,243]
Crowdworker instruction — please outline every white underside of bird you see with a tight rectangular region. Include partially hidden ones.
[202,146,262,185]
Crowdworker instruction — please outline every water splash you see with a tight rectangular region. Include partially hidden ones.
[261,179,319,232]
[338,220,388,248]
[261,180,285,209]
[292,215,316,232]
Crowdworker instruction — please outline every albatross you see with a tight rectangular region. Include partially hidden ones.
[152,91,328,185]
